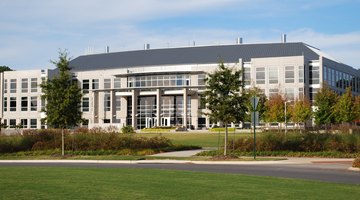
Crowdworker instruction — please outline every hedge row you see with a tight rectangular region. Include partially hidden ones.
[0,129,173,153]
[229,132,360,153]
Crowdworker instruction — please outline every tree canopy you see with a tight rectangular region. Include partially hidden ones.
[40,51,83,129]
[333,87,356,124]
[0,66,13,72]
[244,87,267,122]
[313,83,338,126]
[291,97,312,129]
[264,93,286,124]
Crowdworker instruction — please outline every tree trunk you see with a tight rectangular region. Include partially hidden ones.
[61,128,64,156]
[224,123,228,156]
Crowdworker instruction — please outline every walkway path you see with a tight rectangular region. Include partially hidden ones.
[150,149,207,157]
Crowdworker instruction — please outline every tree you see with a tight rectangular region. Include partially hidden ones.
[0,66,13,72]
[244,87,267,122]
[203,62,248,156]
[333,87,356,124]
[353,96,360,123]
[313,83,338,127]
[291,97,312,132]
[40,50,83,156]
[264,93,286,130]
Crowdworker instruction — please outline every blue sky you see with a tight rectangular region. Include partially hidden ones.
[1,0,360,70]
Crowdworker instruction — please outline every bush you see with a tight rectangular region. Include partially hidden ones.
[353,157,360,168]
[121,125,135,134]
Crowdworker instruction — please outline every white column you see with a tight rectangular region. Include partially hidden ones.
[111,90,116,123]
[191,93,199,129]
[183,88,187,127]
[92,91,99,124]
[131,89,138,128]
[156,89,161,127]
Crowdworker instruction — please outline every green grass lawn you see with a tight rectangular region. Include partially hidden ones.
[0,167,358,200]
[137,132,251,147]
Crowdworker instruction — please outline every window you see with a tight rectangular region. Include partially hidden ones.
[22,78,28,93]
[4,79,7,93]
[114,78,121,89]
[285,66,294,83]
[115,96,121,111]
[198,74,206,86]
[103,119,110,123]
[104,79,111,89]
[268,67,278,84]
[198,94,206,109]
[82,97,89,112]
[323,66,327,83]
[82,119,89,126]
[298,66,304,83]
[41,97,46,111]
[41,121,46,129]
[309,88,319,101]
[3,97,7,112]
[30,119,37,129]
[31,96,37,111]
[285,88,295,101]
[21,97,28,111]
[104,92,111,111]
[92,79,99,90]
[31,78,37,92]
[10,119,16,128]
[269,88,279,97]
[327,67,332,86]
[10,97,16,111]
[82,79,89,93]
[3,119,7,127]
[10,79,16,93]
[298,88,304,100]
[256,67,265,84]
[244,68,251,85]
[21,119,28,129]
[309,66,319,84]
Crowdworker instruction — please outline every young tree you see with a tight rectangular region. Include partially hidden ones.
[41,50,83,156]
[333,87,355,124]
[291,97,312,132]
[244,87,267,122]
[264,93,286,130]
[313,83,338,127]
[203,62,247,156]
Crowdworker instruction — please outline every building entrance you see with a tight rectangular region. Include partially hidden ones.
[145,117,156,128]
[161,117,171,127]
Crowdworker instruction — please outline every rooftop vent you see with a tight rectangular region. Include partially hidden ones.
[144,43,150,50]
[281,34,287,43]
[236,37,243,44]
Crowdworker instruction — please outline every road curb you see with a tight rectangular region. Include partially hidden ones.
[348,167,360,172]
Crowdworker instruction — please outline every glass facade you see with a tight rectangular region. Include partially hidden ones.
[128,74,190,88]
[126,95,191,129]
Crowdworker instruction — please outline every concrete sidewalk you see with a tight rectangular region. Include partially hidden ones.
[150,149,207,157]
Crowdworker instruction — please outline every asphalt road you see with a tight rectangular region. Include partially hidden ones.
[1,162,359,185]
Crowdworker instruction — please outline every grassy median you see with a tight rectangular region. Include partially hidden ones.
[0,167,359,200]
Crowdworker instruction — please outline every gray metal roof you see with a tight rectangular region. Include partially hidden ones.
[69,42,320,71]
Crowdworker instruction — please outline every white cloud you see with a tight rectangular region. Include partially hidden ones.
[1,0,359,69]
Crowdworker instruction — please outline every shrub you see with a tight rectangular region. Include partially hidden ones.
[122,125,135,134]
[352,157,360,168]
